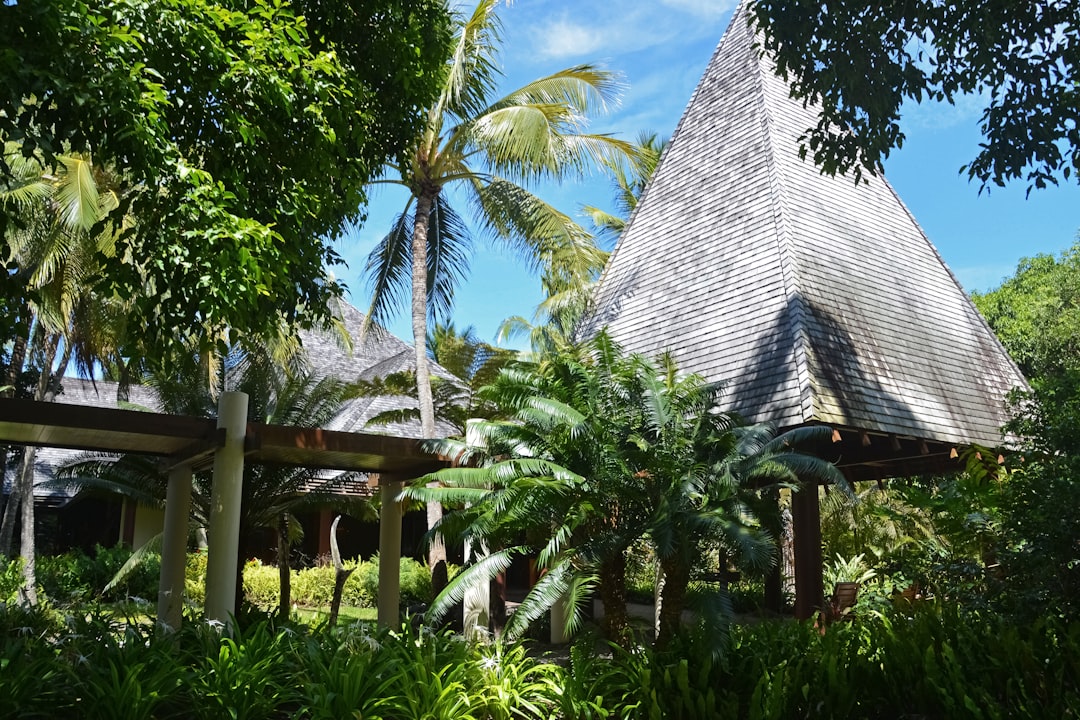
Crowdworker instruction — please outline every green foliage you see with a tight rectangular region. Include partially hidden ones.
[33,545,160,605]
[0,603,1077,718]
[185,550,208,606]
[0,557,21,605]
[239,555,433,612]
[415,333,844,645]
[971,243,1080,619]
[1,0,452,360]
[186,624,302,720]
[750,1,1080,191]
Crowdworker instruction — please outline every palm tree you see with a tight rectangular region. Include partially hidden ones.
[352,322,516,435]
[362,1,630,586]
[363,0,631,439]
[0,145,128,603]
[409,333,847,647]
[406,334,644,642]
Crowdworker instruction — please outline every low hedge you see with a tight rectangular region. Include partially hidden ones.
[5,549,435,612]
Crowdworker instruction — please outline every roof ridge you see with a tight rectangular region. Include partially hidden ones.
[740,8,818,425]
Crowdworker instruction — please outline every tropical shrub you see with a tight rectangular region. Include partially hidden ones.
[0,557,21,604]
[237,555,434,613]
[413,332,845,647]
[35,545,160,604]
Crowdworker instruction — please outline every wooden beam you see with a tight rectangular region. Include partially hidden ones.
[792,484,823,621]
[164,428,226,472]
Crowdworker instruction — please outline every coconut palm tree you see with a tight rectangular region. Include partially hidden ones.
[363,0,631,440]
[363,0,631,587]
[352,322,516,435]
[0,145,129,603]
[362,1,614,587]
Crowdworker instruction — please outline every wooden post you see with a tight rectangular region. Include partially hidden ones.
[791,482,823,621]
[377,475,403,628]
[317,509,332,558]
[204,391,248,629]
[157,463,192,633]
[762,488,783,613]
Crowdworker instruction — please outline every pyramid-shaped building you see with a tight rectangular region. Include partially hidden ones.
[584,4,1026,482]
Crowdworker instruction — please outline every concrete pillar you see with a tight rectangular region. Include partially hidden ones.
[158,464,192,632]
[550,594,570,644]
[133,504,166,550]
[204,391,248,628]
[792,483,824,621]
[377,476,403,628]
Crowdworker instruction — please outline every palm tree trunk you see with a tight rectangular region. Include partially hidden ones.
[411,188,447,593]
[0,318,31,557]
[598,551,632,647]
[17,330,67,605]
[277,513,291,621]
[655,555,689,649]
[0,471,20,558]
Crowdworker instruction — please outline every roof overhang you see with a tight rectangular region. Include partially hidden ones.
[799,423,992,483]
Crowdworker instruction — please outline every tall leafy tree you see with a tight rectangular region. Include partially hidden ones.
[750,0,1080,191]
[973,241,1080,618]
[1,0,452,358]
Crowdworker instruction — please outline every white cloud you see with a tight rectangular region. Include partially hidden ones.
[525,1,730,62]
[536,18,608,59]
[659,0,738,21]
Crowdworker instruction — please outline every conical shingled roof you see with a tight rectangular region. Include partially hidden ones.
[584,5,1026,454]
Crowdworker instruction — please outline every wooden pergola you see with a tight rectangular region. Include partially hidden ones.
[0,396,448,630]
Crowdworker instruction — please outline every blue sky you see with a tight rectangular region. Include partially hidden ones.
[338,1,1080,347]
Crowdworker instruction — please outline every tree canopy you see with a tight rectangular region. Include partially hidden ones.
[750,0,1079,191]
[1,0,452,359]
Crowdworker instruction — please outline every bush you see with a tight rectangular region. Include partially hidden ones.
[36,545,160,605]
[186,550,207,606]
[238,555,431,612]
[0,602,1077,718]
[0,558,21,604]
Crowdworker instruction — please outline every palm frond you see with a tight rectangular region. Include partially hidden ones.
[104,532,163,593]
[55,155,102,233]
[438,0,502,122]
[362,209,413,333]
[503,560,572,640]
[426,546,516,624]
[425,195,472,325]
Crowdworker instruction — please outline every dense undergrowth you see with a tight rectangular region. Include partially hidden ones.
[0,599,1076,719]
